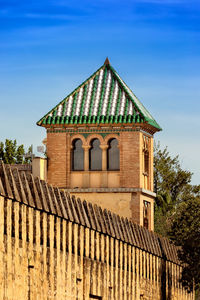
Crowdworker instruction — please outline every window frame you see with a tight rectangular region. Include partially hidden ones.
[71,138,84,171]
[89,138,102,171]
[107,138,120,171]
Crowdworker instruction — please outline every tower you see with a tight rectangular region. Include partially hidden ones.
[37,59,161,230]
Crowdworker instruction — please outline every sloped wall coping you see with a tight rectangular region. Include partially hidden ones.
[0,160,179,265]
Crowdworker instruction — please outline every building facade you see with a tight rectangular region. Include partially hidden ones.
[37,59,161,231]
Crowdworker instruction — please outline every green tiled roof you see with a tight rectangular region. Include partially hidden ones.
[37,59,161,130]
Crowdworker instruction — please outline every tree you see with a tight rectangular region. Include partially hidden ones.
[3,139,17,164]
[154,142,192,204]
[0,139,32,164]
[154,142,200,295]
[154,142,194,236]
[169,196,200,293]
[16,144,25,164]
[25,145,33,164]
[0,142,4,162]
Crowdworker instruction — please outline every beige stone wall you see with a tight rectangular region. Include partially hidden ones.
[70,171,120,189]
[70,191,154,231]
[32,157,47,181]
[70,192,132,220]
[0,195,193,300]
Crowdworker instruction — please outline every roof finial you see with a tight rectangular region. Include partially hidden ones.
[104,57,110,65]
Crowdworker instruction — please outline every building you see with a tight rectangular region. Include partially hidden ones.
[0,59,193,299]
[37,58,161,231]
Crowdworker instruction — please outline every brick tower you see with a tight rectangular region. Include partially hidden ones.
[37,58,161,230]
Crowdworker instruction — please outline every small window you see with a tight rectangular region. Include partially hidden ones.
[89,139,102,170]
[143,217,148,229]
[144,150,149,174]
[72,139,84,171]
[107,138,119,170]
[143,200,150,229]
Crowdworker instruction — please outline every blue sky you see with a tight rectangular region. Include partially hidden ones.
[0,0,200,184]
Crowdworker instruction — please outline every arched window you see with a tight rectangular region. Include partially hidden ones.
[107,138,119,170]
[89,139,102,170]
[72,139,84,171]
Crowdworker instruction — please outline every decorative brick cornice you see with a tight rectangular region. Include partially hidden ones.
[46,126,153,136]
[62,187,156,196]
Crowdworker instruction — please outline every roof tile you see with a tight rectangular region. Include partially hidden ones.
[37,62,161,130]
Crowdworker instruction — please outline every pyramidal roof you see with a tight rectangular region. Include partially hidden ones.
[37,59,161,130]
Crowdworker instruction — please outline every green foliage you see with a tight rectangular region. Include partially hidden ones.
[154,142,193,236]
[0,142,4,161]
[154,142,192,204]
[25,145,33,164]
[16,144,25,164]
[169,197,200,292]
[4,139,17,164]
[154,142,200,293]
[0,139,32,164]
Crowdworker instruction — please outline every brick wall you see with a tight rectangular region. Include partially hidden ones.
[46,128,155,229]
[46,129,154,191]
[120,130,141,188]
[47,132,68,187]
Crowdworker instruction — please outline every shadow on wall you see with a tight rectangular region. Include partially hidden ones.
[158,237,172,300]
[160,259,172,300]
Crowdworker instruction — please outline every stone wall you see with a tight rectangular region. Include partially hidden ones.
[0,162,194,300]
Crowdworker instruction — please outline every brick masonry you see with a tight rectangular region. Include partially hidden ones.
[46,126,155,230]
[46,129,153,190]
[47,131,67,187]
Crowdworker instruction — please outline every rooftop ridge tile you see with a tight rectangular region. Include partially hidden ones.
[20,171,35,207]
[12,168,28,205]
[0,162,13,198]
